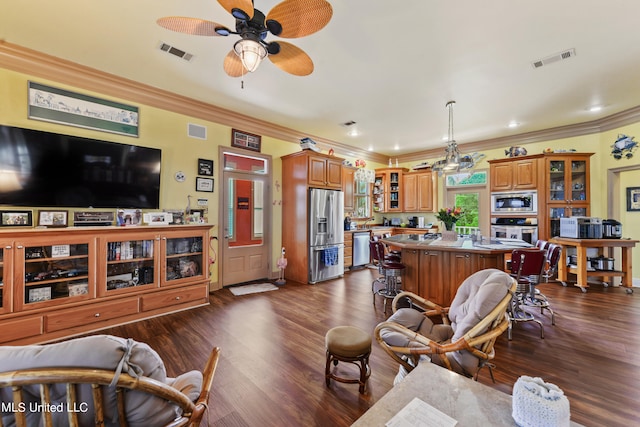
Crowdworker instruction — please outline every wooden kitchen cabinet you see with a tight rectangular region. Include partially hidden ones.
[403,171,436,212]
[305,152,343,189]
[542,153,593,239]
[489,155,542,192]
[344,231,353,272]
[0,224,211,345]
[342,165,356,214]
[375,168,408,212]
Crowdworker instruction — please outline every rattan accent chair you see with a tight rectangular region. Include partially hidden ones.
[0,336,220,427]
[375,269,516,383]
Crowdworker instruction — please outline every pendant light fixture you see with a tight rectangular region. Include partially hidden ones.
[432,101,479,174]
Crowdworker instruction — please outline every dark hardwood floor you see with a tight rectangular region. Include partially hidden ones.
[98,268,640,427]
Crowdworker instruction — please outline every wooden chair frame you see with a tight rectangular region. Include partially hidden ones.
[0,347,220,427]
[374,279,516,380]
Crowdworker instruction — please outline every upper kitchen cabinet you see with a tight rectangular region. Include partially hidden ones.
[489,155,542,192]
[342,165,356,214]
[303,152,343,189]
[403,171,436,212]
[375,168,408,212]
[543,153,593,238]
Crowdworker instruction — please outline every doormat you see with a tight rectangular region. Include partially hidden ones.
[229,283,279,296]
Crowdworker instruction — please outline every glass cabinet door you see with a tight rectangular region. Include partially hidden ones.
[163,235,205,285]
[389,172,400,210]
[570,160,588,202]
[549,160,566,202]
[103,237,157,295]
[0,243,11,314]
[21,242,91,308]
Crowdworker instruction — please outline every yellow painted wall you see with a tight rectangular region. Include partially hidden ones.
[3,65,640,284]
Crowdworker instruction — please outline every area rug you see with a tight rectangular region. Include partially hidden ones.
[229,283,279,296]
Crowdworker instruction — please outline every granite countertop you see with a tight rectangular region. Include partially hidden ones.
[382,234,534,251]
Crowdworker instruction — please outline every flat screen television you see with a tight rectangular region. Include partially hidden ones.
[0,125,161,208]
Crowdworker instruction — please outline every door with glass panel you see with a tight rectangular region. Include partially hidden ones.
[220,149,271,286]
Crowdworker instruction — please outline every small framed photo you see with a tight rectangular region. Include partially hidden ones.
[198,158,214,176]
[116,209,143,226]
[143,212,172,225]
[196,177,214,192]
[37,210,68,228]
[231,128,261,152]
[0,210,33,227]
[627,186,640,211]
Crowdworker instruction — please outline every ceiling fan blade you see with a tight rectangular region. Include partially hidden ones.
[223,50,247,77]
[218,0,254,21]
[157,17,225,36]
[266,0,333,38]
[269,42,314,76]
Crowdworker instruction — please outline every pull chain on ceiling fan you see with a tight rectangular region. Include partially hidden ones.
[157,0,333,77]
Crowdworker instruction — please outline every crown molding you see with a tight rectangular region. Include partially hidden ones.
[2,41,638,166]
[0,41,389,163]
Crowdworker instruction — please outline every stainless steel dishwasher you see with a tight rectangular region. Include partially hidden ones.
[352,232,371,268]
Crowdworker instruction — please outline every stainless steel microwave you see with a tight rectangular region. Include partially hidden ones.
[490,191,537,214]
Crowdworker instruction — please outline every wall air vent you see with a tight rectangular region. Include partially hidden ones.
[532,48,576,69]
[188,123,207,140]
[159,42,194,62]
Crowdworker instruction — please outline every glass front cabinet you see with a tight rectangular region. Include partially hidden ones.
[15,236,95,311]
[0,241,13,314]
[545,154,593,238]
[161,229,207,286]
[99,231,159,296]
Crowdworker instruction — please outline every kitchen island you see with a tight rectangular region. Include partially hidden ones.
[381,235,530,305]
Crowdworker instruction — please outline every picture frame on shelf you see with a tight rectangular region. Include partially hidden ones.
[198,158,214,176]
[0,210,33,227]
[196,177,214,192]
[37,210,68,228]
[231,128,261,152]
[626,186,640,211]
[116,209,143,226]
[142,212,172,225]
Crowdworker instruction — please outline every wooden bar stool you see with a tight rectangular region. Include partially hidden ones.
[325,326,371,393]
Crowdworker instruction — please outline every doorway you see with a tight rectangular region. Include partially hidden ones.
[219,147,272,286]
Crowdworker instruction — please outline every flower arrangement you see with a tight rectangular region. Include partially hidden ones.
[436,207,463,231]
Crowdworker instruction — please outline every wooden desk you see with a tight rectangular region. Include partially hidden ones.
[352,362,583,426]
[550,237,638,293]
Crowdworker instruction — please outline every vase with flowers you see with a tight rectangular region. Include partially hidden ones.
[436,207,463,240]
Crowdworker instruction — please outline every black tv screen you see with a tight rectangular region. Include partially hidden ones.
[0,125,161,208]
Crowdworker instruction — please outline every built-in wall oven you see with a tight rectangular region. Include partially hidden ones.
[490,217,538,244]
[491,191,537,215]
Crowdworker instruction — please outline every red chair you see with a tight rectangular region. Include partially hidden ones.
[508,249,547,339]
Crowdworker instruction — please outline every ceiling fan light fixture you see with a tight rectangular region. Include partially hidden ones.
[234,39,267,72]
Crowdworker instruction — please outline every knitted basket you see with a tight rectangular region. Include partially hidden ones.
[512,376,570,427]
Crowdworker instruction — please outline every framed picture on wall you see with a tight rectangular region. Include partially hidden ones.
[198,158,214,176]
[231,129,261,152]
[196,177,214,192]
[626,186,640,211]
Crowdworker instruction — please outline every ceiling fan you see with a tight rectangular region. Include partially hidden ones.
[157,0,333,77]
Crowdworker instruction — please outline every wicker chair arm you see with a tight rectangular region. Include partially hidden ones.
[190,347,221,426]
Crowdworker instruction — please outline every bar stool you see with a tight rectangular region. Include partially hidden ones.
[370,239,406,311]
[325,326,372,393]
[508,249,547,340]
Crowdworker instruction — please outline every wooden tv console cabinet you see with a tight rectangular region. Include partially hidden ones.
[0,224,212,345]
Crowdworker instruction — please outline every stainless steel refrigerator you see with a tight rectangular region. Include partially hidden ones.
[308,188,344,284]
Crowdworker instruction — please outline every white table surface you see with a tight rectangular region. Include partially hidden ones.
[352,362,583,426]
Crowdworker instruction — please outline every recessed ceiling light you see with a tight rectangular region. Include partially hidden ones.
[394,145,400,150]
[508,121,520,128]
[588,105,602,112]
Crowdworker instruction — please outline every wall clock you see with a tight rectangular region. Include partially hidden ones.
[175,171,186,182]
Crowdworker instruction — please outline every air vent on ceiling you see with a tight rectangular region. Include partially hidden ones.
[188,123,207,140]
[532,48,576,69]
[159,42,194,62]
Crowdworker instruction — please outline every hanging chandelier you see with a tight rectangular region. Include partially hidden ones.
[432,101,479,174]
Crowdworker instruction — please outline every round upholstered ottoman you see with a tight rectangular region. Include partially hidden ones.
[325,326,372,393]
